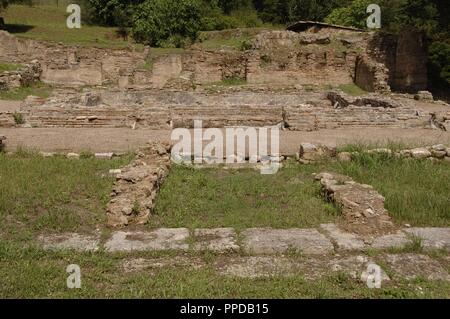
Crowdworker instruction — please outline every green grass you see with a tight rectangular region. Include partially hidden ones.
[154,152,450,229]
[0,149,449,298]
[0,242,449,298]
[338,83,367,96]
[2,5,139,49]
[198,37,252,50]
[153,164,338,229]
[0,82,52,100]
[330,152,450,227]
[0,63,23,72]
[0,150,133,241]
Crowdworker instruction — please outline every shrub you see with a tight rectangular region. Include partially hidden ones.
[240,39,253,51]
[12,112,24,125]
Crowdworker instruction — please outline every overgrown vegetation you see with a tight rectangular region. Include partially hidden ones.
[155,152,450,229]
[0,81,51,100]
[338,83,367,96]
[12,112,24,124]
[0,150,133,241]
[0,62,22,71]
[332,151,450,227]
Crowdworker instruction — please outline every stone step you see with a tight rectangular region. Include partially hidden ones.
[36,225,450,254]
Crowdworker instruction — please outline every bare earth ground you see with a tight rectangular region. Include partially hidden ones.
[1,127,449,154]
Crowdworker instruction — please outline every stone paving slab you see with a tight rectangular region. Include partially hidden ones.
[404,228,450,250]
[216,255,390,283]
[370,231,411,249]
[241,228,334,255]
[104,229,189,252]
[216,256,299,278]
[36,226,450,254]
[38,233,100,252]
[320,224,365,250]
[121,257,205,273]
[116,253,449,282]
[193,228,239,252]
[382,254,450,281]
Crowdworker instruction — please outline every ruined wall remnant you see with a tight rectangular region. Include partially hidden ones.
[354,55,390,92]
[355,30,428,94]
[0,61,42,91]
[247,30,364,86]
[0,28,432,97]
[393,30,428,93]
[0,30,147,87]
[107,142,171,227]
[315,172,395,236]
[13,89,448,131]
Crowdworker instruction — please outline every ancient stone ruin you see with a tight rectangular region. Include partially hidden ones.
[1,23,449,232]
[107,142,171,227]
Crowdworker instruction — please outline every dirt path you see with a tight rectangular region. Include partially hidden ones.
[0,127,449,155]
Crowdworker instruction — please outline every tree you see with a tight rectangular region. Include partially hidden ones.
[252,0,350,24]
[1,0,31,12]
[326,0,380,29]
[132,0,202,47]
[398,0,438,36]
[84,0,145,26]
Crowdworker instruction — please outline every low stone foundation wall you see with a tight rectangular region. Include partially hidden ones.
[315,172,395,236]
[298,142,450,163]
[0,61,42,91]
[107,142,171,227]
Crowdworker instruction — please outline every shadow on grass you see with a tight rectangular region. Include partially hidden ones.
[3,23,35,34]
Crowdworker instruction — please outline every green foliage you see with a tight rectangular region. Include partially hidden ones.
[398,0,438,36]
[240,39,253,50]
[325,0,407,30]
[0,0,31,12]
[84,0,144,26]
[132,0,202,47]
[429,41,450,84]
[12,112,24,125]
[254,0,351,24]
[325,0,372,29]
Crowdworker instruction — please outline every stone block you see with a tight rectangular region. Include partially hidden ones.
[105,229,190,252]
[241,228,333,255]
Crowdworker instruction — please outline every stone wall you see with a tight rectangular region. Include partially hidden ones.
[0,31,147,87]
[355,31,428,94]
[393,30,428,92]
[0,61,42,91]
[12,89,449,131]
[0,28,431,95]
